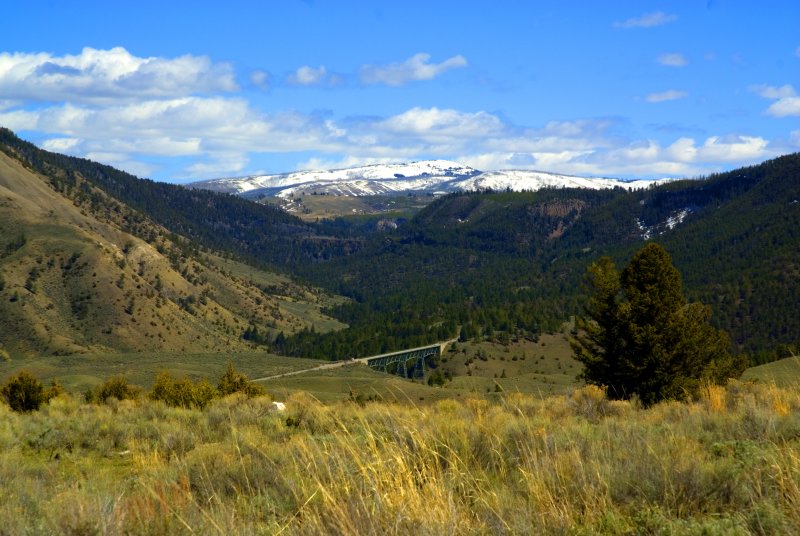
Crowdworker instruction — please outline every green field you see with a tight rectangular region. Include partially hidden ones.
[0,331,585,402]
[4,331,792,405]
[742,355,800,386]
[0,351,321,393]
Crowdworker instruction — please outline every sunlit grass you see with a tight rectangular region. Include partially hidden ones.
[1,377,799,534]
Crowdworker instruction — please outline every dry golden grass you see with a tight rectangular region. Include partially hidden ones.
[1,379,799,534]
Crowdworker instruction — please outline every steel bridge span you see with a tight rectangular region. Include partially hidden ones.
[364,342,448,378]
[252,340,457,382]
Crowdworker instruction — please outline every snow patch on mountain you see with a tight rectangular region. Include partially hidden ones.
[192,160,479,197]
[190,160,670,198]
[638,208,693,239]
[450,170,663,193]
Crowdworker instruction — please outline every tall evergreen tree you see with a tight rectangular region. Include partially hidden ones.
[572,243,746,405]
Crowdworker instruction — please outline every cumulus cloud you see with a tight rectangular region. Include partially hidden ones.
[249,70,269,90]
[614,11,677,29]
[0,96,355,178]
[750,84,795,99]
[287,65,329,86]
[295,155,403,171]
[374,107,504,138]
[453,133,773,179]
[0,68,779,181]
[645,90,688,103]
[0,47,237,103]
[0,90,778,180]
[657,53,688,67]
[767,97,800,117]
[751,84,800,117]
[360,53,467,86]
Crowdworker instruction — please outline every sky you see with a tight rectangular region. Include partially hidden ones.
[0,1,798,183]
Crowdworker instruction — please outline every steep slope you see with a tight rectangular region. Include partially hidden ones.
[0,128,352,269]
[0,143,343,358]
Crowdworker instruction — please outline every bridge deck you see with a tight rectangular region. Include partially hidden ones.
[251,339,457,382]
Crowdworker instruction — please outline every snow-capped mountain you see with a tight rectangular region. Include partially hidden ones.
[451,170,664,192]
[189,160,666,198]
[190,160,480,198]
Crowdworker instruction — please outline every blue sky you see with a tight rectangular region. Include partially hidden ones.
[1,1,798,182]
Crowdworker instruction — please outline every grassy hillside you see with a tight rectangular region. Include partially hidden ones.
[1,378,798,534]
[0,143,343,358]
[743,355,800,386]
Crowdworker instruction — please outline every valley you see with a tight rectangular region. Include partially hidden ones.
[2,4,797,532]
[2,127,799,376]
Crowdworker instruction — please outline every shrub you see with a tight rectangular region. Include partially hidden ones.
[44,379,66,402]
[1,370,45,412]
[216,362,266,398]
[86,375,142,404]
[149,371,216,409]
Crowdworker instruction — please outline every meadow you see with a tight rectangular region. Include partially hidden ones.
[0,332,584,402]
[1,372,799,534]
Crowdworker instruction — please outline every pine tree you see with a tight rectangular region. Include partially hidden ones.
[572,243,746,405]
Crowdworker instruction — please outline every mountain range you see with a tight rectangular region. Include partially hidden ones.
[1,126,798,364]
[190,160,666,199]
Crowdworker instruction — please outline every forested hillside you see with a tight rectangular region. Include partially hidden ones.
[286,153,800,362]
[0,129,356,268]
[1,128,797,363]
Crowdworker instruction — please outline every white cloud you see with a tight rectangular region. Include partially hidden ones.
[185,152,249,177]
[457,134,773,179]
[0,96,354,178]
[360,53,467,86]
[646,90,688,103]
[249,70,269,90]
[751,84,800,117]
[0,47,237,103]
[0,84,780,181]
[657,53,688,67]
[614,11,677,29]
[750,84,795,99]
[796,46,800,58]
[767,97,800,117]
[40,137,81,153]
[375,107,503,138]
[287,65,329,86]
[295,155,402,171]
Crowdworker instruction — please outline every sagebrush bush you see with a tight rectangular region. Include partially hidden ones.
[1,370,45,412]
[86,375,142,403]
[149,371,216,409]
[216,362,267,398]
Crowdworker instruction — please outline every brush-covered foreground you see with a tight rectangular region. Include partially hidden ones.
[1,380,799,535]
